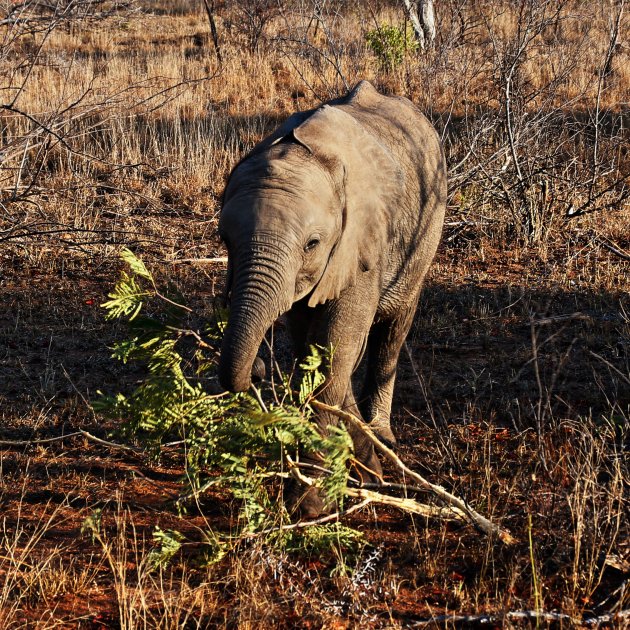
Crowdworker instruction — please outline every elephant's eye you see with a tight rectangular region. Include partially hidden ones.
[304,238,320,252]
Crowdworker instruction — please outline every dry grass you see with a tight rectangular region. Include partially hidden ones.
[0,0,628,627]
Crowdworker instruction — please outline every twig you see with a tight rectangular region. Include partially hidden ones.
[201,0,223,65]
[78,429,143,453]
[566,172,630,218]
[596,236,630,262]
[164,257,228,265]
[250,383,269,413]
[245,499,373,538]
[589,350,630,387]
[532,312,591,326]
[310,400,517,544]
[589,0,625,200]
[153,289,192,313]
[176,328,218,352]
[0,431,82,446]
[410,608,630,627]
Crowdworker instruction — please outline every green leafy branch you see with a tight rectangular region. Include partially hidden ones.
[96,249,359,559]
[365,23,418,70]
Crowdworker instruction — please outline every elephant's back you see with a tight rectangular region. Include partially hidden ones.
[335,81,442,164]
[335,83,446,218]
[335,82,447,316]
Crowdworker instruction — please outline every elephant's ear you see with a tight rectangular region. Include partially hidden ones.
[292,105,403,307]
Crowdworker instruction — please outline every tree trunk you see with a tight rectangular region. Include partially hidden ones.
[418,0,436,48]
[202,0,223,65]
[400,0,436,50]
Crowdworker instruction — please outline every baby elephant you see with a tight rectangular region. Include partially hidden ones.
[218,81,447,515]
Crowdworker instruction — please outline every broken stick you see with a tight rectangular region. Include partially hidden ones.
[310,400,517,545]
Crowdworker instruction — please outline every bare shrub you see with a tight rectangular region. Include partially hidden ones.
[434,0,629,242]
[0,1,218,256]
[222,0,282,53]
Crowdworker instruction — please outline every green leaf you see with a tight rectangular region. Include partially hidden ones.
[282,522,366,555]
[81,508,103,541]
[101,272,151,321]
[120,247,153,280]
[298,344,330,404]
[148,528,185,569]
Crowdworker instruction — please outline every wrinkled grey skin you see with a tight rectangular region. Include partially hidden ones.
[218,81,447,516]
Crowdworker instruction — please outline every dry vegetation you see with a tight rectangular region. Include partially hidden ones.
[0,0,628,627]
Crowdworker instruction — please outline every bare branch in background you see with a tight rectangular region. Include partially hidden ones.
[439,0,629,242]
[0,0,137,30]
[0,0,220,249]
[274,0,350,99]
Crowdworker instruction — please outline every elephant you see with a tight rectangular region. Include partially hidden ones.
[217,80,447,516]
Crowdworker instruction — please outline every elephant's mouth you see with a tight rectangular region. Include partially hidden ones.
[294,279,315,303]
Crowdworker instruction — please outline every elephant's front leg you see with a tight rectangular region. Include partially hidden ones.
[309,283,385,473]
[286,285,383,516]
[341,387,384,484]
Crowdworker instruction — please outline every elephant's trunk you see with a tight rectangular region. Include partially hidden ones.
[218,243,294,393]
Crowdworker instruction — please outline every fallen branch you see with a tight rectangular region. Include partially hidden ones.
[165,257,228,265]
[287,454,466,525]
[0,431,82,446]
[78,429,143,453]
[310,400,517,545]
[0,426,145,454]
[345,487,466,523]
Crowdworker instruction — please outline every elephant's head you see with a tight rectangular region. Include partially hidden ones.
[217,105,402,393]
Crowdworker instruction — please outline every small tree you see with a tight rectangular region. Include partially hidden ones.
[365,23,418,70]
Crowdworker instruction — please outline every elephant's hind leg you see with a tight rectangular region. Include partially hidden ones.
[360,305,418,445]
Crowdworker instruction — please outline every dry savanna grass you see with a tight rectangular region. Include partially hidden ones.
[0,0,628,627]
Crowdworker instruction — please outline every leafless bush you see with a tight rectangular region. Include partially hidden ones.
[0,1,216,250]
[272,1,364,100]
[222,0,282,53]
[431,0,630,242]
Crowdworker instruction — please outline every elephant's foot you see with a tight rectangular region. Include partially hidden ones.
[285,445,385,519]
[285,478,333,520]
[368,418,397,447]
